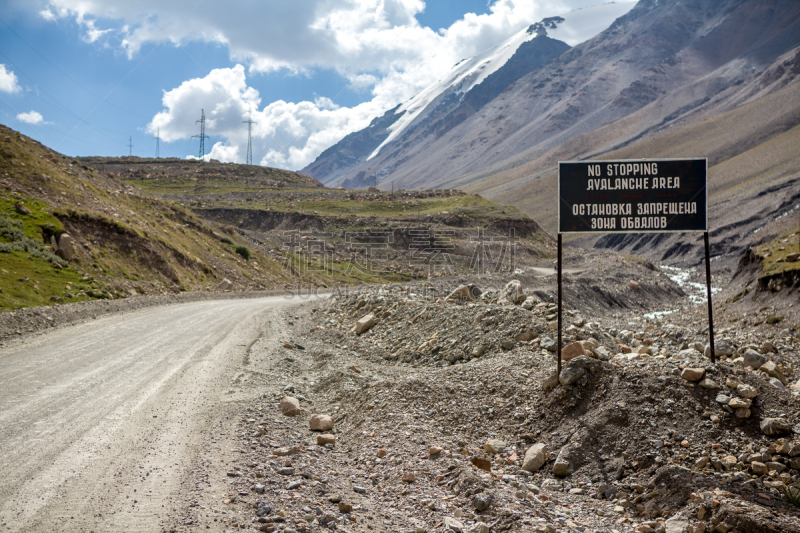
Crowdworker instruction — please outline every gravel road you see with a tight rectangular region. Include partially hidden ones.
[0,296,319,532]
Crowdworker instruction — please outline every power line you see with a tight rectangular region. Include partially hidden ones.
[242,106,257,166]
[192,109,210,159]
[127,136,133,156]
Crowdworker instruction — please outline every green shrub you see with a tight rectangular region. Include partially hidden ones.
[220,237,233,245]
[779,483,800,507]
[235,245,250,261]
[0,216,67,266]
[766,315,783,325]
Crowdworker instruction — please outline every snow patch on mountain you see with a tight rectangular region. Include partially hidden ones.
[367,2,636,161]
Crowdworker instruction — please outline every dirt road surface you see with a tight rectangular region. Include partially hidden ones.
[0,296,316,532]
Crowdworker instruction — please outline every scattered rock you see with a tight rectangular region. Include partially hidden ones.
[444,517,465,532]
[446,284,481,303]
[760,418,792,436]
[559,365,585,387]
[552,447,575,477]
[680,368,705,382]
[472,493,492,512]
[14,201,31,215]
[401,472,416,483]
[743,349,767,369]
[355,314,376,335]
[215,278,232,291]
[483,439,506,454]
[498,279,525,305]
[317,433,336,445]
[560,341,587,361]
[470,456,491,472]
[736,383,758,399]
[522,443,548,472]
[280,396,303,416]
[540,337,557,352]
[55,233,74,261]
[309,414,334,431]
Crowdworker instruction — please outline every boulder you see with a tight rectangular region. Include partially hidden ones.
[445,284,481,303]
[629,280,640,289]
[500,339,516,351]
[216,278,233,291]
[540,337,557,352]
[558,356,601,388]
[559,366,585,387]
[680,368,705,382]
[594,346,611,361]
[483,439,506,454]
[760,418,792,436]
[472,493,492,512]
[468,522,491,533]
[498,280,525,305]
[444,517,464,533]
[759,361,787,385]
[317,434,336,445]
[743,349,766,369]
[706,341,735,358]
[728,397,751,409]
[55,233,75,261]
[14,201,31,215]
[736,383,758,399]
[280,396,303,416]
[664,513,689,533]
[522,443,548,472]
[560,341,587,361]
[769,377,787,391]
[514,330,537,342]
[552,447,575,477]
[355,314,376,335]
[310,414,334,431]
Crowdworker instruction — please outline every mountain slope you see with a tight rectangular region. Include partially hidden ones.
[304,0,799,198]
[301,9,596,186]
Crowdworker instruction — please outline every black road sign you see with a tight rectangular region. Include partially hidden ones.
[558,158,707,233]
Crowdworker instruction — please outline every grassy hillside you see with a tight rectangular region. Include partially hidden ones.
[0,125,396,311]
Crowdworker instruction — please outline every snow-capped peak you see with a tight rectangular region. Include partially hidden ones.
[367,2,636,161]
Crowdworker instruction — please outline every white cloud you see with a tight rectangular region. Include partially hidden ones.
[149,65,385,169]
[41,0,631,169]
[0,64,22,94]
[17,110,45,124]
[39,9,58,21]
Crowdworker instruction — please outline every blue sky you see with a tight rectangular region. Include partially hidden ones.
[0,1,615,170]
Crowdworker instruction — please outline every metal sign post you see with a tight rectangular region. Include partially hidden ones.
[704,231,716,361]
[557,234,563,378]
[556,158,713,378]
